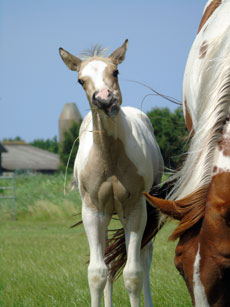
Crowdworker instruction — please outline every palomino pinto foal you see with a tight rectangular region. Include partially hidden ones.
[59,40,163,307]
[145,1,230,306]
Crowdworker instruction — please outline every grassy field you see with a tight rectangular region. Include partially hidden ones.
[0,174,192,307]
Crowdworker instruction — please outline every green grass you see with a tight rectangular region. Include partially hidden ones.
[0,173,192,306]
[0,173,81,220]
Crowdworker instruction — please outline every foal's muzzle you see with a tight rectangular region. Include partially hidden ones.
[92,89,120,118]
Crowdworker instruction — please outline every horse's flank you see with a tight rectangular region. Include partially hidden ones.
[144,2,230,306]
[150,2,230,242]
[198,0,222,33]
[171,24,230,202]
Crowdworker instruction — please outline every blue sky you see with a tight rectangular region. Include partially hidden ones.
[0,0,207,142]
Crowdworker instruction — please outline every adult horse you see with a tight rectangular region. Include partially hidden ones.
[145,1,230,306]
[59,40,164,307]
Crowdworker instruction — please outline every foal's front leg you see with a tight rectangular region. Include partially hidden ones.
[82,203,112,307]
[103,271,113,307]
[141,242,154,307]
[103,232,113,307]
[123,198,148,307]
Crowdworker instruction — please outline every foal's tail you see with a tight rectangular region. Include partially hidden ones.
[104,182,171,280]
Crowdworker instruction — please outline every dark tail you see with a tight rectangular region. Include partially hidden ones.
[104,181,173,280]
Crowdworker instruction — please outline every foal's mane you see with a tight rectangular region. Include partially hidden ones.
[78,44,108,60]
[168,27,230,239]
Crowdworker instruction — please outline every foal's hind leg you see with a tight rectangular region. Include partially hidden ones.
[123,198,147,307]
[82,203,112,307]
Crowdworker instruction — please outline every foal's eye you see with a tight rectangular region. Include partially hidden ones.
[113,70,119,78]
[78,79,84,86]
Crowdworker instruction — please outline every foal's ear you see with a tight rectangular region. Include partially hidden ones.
[59,48,82,72]
[108,39,128,65]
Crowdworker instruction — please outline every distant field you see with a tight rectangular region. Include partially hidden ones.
[0,174,192,306]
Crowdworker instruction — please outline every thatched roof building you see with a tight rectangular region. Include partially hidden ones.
[1,142,60,173]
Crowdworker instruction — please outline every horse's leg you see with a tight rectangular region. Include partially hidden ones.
[104,277,113,307]
[82,203,112,307]
[141,241,154,307]
[123,198,147,307]
[104,232,113,307]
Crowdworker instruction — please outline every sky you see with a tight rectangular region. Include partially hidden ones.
[0,0,207,142]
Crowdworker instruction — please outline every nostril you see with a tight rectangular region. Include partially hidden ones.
[95,88,112,101]
[92,91,98,101]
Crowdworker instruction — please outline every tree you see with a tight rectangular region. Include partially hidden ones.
[59,121,81,171]
[30,136,59,153]
[3,136,25,142]
[147,107,189,169]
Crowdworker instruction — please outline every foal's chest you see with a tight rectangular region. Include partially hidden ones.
[79,136,145,212]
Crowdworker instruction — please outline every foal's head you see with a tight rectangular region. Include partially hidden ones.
[144,172,230,306]
[59,40,128,118]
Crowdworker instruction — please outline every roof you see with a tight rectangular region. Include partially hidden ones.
[1,143,60,171]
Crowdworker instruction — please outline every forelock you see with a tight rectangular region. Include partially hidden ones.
[78,45,108,60]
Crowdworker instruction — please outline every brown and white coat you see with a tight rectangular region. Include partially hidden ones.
[145,1,230,306]
[60,40,164,307]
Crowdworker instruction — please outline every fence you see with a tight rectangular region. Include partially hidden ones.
[0,175,16,220]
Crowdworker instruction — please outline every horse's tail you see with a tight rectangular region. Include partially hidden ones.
[104,182,172,280]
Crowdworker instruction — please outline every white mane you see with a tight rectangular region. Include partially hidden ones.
[169,26,230,200]
[78,45,108,60]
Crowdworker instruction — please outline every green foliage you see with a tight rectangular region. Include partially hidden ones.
[59,122,81,171]
[30,136,59,154]
[2,136,24,142]
[147,107,189,169]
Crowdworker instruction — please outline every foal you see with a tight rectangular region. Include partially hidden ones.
[59,40,163,307]
[145,1,230,306]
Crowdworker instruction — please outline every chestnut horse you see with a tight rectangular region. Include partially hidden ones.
[59,40,164,307]
[145,1,230,306]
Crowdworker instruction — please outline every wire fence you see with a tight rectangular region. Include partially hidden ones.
[0,174,16,220]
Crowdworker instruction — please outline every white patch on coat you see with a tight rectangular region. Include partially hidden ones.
[74,107,163,193]
[117,107,163,189]
[74,112,93,185]
[212,114,230,175]
[169,1,230,200]
[193,245,210,307]
[81,60,107,90]
[183,1,230,131]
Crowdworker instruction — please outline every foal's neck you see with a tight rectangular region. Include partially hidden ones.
[92,111,120,146]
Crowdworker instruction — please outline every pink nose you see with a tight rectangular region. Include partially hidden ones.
[95,88,112,101]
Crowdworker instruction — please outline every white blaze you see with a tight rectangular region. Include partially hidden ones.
[193,245,210,307]
[81,60,107,90]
